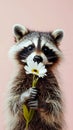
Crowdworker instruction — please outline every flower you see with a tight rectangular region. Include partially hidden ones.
[23,60,47,129]
[24,60,47,78]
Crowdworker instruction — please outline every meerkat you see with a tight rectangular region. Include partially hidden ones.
[6,24,64,130]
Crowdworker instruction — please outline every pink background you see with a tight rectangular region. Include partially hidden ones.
[0,0,73,129]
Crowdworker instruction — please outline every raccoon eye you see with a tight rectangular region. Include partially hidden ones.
[42,46,49,55]
[28,44,35,51]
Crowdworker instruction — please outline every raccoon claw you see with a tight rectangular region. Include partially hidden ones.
[27,100,38,109]
[27,88,39,109]
[20,87,39,104]
[30,87,39,99]
[20,88,32,103]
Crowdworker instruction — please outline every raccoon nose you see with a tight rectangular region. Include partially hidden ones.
[33,55,43,63]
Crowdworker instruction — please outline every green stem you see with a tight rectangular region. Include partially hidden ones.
[23,75,39,129]
[25,121,29,130]
[32,75,39,87]
[32,75,35,87]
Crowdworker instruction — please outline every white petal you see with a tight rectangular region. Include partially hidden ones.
[24,66,32,74]
[26,71,31,74]
[39,67,47,73]
[34,62,38,68]
[24,66,30,72]
[38,74,44,77]
[39,67,45,72]
[24,65,28,70]
[24,59,47,77]
[38,63,44,69]
[39,70,47,76]
[39,70,47,74]
[27,60,34,68]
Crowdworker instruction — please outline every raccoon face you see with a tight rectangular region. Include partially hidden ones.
[9,24,64,66]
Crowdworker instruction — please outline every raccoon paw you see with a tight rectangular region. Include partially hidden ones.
[27,99,38,109]
[30,87,39,100]
[20,88,32,103]
[20,87,39,104]
[27,87,39,109]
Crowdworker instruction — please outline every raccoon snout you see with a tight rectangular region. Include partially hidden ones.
[33,55,43,64]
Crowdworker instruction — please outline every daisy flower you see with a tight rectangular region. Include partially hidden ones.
[23,60,47,129]
[24,60,47,78]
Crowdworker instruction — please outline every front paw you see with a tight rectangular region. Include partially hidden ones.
[20,87,39,104]
[20,88,32,103]
[27,87,39,109]
[27,99,38,109]
[30,87,39,100]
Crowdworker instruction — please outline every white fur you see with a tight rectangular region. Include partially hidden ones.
[8,40,32,59]
[26,51,48,65]
[52,29,64,38]
[41,38,62,56]
[9,37,38,59]
[9,36,62,63]
[33,37,38,48]
[52,29,64,42]
[13,24,28,39]
[5,92,19,130]
[20,88,32,103]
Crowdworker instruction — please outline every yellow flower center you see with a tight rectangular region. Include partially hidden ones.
[32,69,39,74]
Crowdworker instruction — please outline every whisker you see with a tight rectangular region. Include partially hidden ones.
[20,55,26,58]
[20,53,28,58]
[48,56,58,60]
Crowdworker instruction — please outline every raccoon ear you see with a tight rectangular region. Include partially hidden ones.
[13,24,29,42]
[52,29,64,43]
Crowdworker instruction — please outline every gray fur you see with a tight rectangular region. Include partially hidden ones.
[7,24,64,130]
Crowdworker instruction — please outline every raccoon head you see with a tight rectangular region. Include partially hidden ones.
[9,24,64,67]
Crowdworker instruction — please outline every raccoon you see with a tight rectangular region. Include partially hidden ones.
[7,24,64,130]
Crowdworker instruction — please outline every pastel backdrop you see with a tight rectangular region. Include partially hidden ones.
[0,0,73,130]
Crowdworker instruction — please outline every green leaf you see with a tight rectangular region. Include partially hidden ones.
[22,105,35,123]
[22,104,29,122]
[28,109,35,122]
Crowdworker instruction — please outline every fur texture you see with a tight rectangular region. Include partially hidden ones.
[7,24,64,130]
